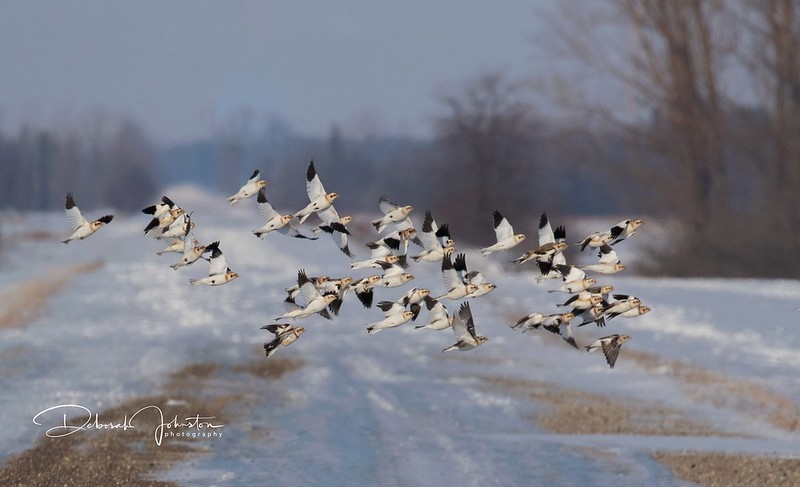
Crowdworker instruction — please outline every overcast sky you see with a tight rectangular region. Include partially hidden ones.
[0,0,553,144]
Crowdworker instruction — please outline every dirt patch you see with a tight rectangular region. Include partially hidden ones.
[480,375,729,436]
[625,349,800,432]
[655,452,800,487]
[0,356,303,487]
[0,260,104,330]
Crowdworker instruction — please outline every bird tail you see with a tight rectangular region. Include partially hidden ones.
[189,278,202,285]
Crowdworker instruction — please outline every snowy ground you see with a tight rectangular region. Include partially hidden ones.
[2,185,800,486]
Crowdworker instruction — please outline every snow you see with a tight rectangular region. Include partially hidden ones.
[1,185,799,486]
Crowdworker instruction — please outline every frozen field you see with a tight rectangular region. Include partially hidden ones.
[2,185,800,486]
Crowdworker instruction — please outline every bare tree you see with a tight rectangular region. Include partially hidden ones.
[433,72,541,242]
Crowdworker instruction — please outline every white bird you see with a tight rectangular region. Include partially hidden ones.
[512,312,578,349]
[252,189,293,238]
[261,323,304,358]
[415,296,451,331]
[275,269,338,320]
[157,213,195,240]
[366,301,421,334]
[580,245,626,274]
[514,213,567,269]
[434,254,479,301]
[294,161,339,224]
[61,193,114,244]
[141,195,177,220]
[317,220,353,257]
[373,260,415,288]
[607,304,651,320]
[603,294,642,316]
[574,303,609,328]
[453,253,496,299]
[609,218,645,245]
[144,206,185,235]
[228,169,268,204]
[169,215,206,269]
[170,230,211,270]
[189,241,239,286]
[156,238,185,256]
[480,210,526,256]
[352,275,382,308]
[372,195,414,233]
[412,211,455,262]
[351,242,401,270]
[442,302,487,352]
[585,334,631,369]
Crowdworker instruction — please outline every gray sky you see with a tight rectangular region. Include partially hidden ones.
[0,0,551,144]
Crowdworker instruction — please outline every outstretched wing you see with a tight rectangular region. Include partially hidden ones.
[538,212,554,246]
[305,160,326,200]
[493,210,515,242]
[206,242,227,276]
[64,193,88,230]
[256,189,280,221]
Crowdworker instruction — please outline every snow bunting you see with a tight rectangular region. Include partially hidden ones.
[442,302,487,352]
[141,195,177,219]
[580,245,625,274]
[434,254,479,300]
[585,334,631,369]
[61,193,114,244]
[578,219,643,251]
[351,242,401,270]
[156,238,185,256]
[170,232,211,270]
[157,214,195,240]
[415,296,451,331]
[374,260,414,288]
[557,292,605,313]
[294,161,339,224]
[575,303,608,328]
[252,189,293,238]
[604,294,642,317]
[189,241,239,286]
[366,301,421,334]
[412,211,455,262]
[228,169,268,204]
[372,195,414,233]
[480,210,526,256]
[607,305,651,320]
[317,221,353,256]
[275,269,338,320]
[261,323,304,358]
[453,253,496,298]
[352,275,382,308]
[609,219,644,246]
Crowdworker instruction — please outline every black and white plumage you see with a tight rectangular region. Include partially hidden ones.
[372,195,414,234]
[228,169,268,204]
[415,296,451,331]
[275,269,338,320]
[366,300,421,334]
[294,161,339,224]
[512,214,568,267]
[441,302,487,352]
[412,211,455,263]
[585,334,631,369]
[261,323,304,358]
[141,195,177,219]
[252,189,294,238]
[480,210,526,256]
[453,253,496,299]
[433,254,478,301]
[62,193,114,244]
[189,241,239,286]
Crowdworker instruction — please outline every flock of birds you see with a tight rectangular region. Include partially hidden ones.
[60,161,648,369]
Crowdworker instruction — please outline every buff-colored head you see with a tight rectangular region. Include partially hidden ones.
[257,179,268,189]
